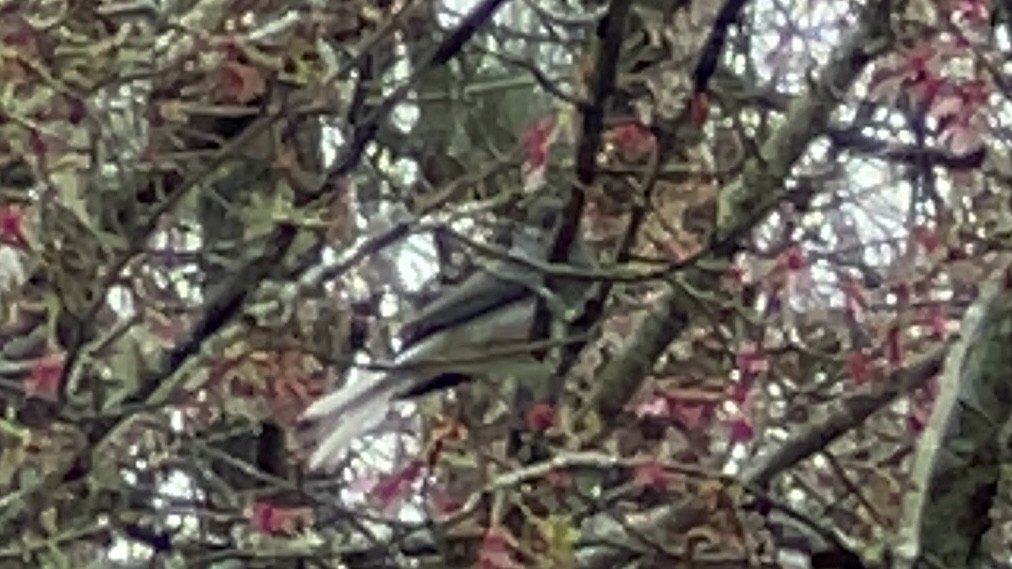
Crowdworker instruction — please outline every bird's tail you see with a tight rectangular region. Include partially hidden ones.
[299,366,397,471]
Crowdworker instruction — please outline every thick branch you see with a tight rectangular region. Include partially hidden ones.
[743,347,946,487]
[587,0,896,421]
[533,0,633,395]
[552,0,632,261]
[580,345,943,569]
[895,272,1012,569]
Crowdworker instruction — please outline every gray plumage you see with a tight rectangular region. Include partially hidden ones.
[301,208,595,471]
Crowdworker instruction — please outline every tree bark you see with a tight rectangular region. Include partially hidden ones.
[895,268,1012,569]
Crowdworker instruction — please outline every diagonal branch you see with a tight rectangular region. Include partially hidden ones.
[316,0,515,203]
[692,0,752,95]
[553,0,633,262]
[894,276,1012,569]
[743,347,946,487]
[579,346,943,569]
[0,0,515,532]
[586,0,897,423]
[532,0,633,394]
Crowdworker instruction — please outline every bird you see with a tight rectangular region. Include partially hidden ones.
[299,194,597,471]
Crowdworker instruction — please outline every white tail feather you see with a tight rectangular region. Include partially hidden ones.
[302,366,387,420]
[307,394,392,471]
[301,367,398,471]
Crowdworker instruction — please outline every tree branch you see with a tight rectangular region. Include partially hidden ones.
[1,0,515,534]
[894,273,1012,569]
[743,347,946,487]
[586,0,897,422]
[692,0,752,95]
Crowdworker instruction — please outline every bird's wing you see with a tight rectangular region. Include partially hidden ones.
[399,265,533,348]
[394,294,545,397]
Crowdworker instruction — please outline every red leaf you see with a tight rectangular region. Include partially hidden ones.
[940,121,984,156]
[727,417,755,443]
[906,411,927,434]
[475,528,521,569]
[876,40,950,107]
[632,461,669,490]
[911,225,940,252]
[372,460,424,512]
[925,305,948,339]
[914,75,944,106]
[525,402,555,431]
[780,244,805,272]
[932,80,989,155]
[725,263,746,285]
[0,2,24,17]
[214,61,266,104]
[520,117,554,172]
[892,282,911,306]
[25,352,63,398]
[250,501,283,534]
[726,382,752,405]
[735,341,768,377]
[672,402,709,430]
[427,486,463,516]
[846,350,873,384]
[901,42,937,78]
[0,205,27,247]
[606,121,655,161]
[689,91,710,126]
[929,93,964,122]
[839,275,867,321]
[952,0,989,23]
[249,500,313,535]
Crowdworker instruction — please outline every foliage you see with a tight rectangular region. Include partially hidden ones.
[0,0,1010,568]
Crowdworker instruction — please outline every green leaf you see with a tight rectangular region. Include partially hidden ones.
[39,506,57,536]
[571,471,603,500]
[537,514,579,566]
[16,465,41,491]
[440,449,479,469]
